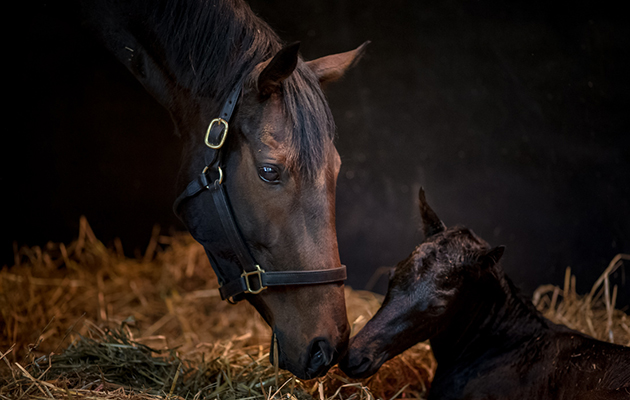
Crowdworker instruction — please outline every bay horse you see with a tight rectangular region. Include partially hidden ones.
[82,0,367,379]
[341,189,630,399]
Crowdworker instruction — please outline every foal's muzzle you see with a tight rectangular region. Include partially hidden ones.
[339,336,385,379]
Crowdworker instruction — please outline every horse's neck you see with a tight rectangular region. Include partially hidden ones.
[430,269,547,368]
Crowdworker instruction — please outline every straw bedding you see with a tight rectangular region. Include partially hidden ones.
[1,217,628,399]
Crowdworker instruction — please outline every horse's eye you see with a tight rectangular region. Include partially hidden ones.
[258,165,280,183]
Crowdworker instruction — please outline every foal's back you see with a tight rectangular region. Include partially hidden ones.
[430,321,630,400]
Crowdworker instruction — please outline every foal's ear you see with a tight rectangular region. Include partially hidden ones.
[480,246,505,269]
[258,42,301,97]
[418,187,446,238]
[306,41,370,87]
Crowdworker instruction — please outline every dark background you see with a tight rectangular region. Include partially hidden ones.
[4,0,629,306]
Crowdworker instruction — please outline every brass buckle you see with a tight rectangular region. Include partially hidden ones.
[205,118,229,149]
[242,265,267,294]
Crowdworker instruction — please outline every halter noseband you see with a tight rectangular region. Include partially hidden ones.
[173,80,347,303]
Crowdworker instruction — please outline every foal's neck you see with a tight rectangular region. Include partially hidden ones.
[430,268,547,367]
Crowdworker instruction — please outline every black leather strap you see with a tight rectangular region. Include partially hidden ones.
[173,169,211,215]
[218,265,347,301]
[220,83,242,120]
[210,181,258,270]
[205,82,243,147]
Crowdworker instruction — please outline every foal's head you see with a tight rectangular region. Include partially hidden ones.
[341,189,504,378]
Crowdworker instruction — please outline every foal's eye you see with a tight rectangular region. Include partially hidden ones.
[258,165,281,183]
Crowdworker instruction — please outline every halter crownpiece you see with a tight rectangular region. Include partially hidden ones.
[173,79,347,303]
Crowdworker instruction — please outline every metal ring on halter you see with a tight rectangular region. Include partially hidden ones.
[202,165,224,185]
[205,118,229,149]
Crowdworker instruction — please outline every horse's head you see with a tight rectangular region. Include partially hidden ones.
[172,42,367,379]
[83,0,367,378]
[340,189,505,378]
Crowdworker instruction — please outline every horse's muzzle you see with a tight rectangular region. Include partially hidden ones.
[272,331,347,380]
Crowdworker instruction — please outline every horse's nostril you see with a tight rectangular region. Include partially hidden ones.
[312,349,323,363]
[305,339,334,378]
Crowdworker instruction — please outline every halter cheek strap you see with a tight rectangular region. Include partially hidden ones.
[172,82,243,211]
[173,80,347,303]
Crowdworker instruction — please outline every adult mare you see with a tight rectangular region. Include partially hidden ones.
[82,0,367,379]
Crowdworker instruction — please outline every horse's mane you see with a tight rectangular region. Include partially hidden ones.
[135,0,335,177]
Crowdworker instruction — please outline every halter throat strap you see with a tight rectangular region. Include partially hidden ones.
[173,80,347,303]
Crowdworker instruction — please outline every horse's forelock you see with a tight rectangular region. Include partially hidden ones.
[282,63,336,181]
[245,59,336,180]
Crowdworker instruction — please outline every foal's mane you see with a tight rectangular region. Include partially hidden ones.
[137,0,335,177]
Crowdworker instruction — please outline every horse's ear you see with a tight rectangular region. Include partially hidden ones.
[418,187,446,238]
[258,42,301,97]
[481,246,505,269]
[305,41,370,87]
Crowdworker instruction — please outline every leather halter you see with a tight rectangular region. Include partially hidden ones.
[173,80,347,303]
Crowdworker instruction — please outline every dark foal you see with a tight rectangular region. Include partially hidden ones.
[341,189,630,400]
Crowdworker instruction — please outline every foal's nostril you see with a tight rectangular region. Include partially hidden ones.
[305,339,334,378]
[339,352,374,378]
[357,356,372,372]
